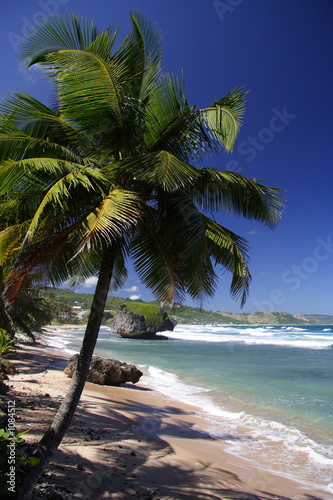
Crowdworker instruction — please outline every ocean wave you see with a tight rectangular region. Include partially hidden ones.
[143,365,333,495]
[45,335,72,347]
[166,326,333,349]
[45,335,78,354]
[144,366,241,419]
[283,326,307,331]
[242,338,333,349]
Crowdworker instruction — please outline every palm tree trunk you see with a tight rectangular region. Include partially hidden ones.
[0,301,16,340]
[0,269,16,340]
[17,246,116,499]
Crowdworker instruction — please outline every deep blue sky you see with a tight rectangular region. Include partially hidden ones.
[1,0,332,314]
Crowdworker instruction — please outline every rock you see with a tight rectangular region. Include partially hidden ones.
[0,358,16,375]
[111,306,176,339]
[64,354,143,386]
[102,311,113,324]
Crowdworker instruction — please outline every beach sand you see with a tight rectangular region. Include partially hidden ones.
[2,328,330,500]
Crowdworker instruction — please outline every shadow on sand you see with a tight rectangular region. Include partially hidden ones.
[4,342,328,500]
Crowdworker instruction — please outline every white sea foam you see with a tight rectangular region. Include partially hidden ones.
[45,335,78,354]
[143,364,333,494]
[242,338,333,349]
[46,335,71,347]
[284,326,306,331]
[143,366,241,420]
[166,325,333,349]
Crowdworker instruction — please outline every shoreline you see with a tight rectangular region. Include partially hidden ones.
[3,328,332,499]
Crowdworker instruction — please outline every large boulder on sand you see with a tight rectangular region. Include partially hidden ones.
[64,354,143,386]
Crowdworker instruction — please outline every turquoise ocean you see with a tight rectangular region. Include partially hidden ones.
[49,323,333,496]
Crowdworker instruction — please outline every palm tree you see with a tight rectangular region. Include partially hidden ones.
[0,280,52,343]
[0,12,283,497]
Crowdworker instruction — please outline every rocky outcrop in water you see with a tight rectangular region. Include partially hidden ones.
[64,354,143,386]
[111,305,176,339]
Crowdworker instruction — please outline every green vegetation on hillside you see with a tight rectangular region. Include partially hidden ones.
[41,288,333,325]
[116,302,165,327]
[302,314,333,325]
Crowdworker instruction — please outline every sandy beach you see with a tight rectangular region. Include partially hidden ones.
[2,327,330,500]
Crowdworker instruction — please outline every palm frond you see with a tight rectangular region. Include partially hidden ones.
[201,87,248,152]
[109,151,199,191]
[8,192,138,296]
[204,216,251,306]
[192,169,284,228]
[146,83,246,160]
[144,74,203,160]
[120,10,163,102]
[156,191,218,301]
[85,28,120,59]
[20,13,101,66]
[75,188,143,253]
[0,92,98,156]
[24,167,108,240]
[59,241,127,292]
[0,222,30,265]
[0,299,16,338]
[0,158,88,195]
[130,211,185,302]
[0,135,86,164]
[4,220,85,302]
[43,49,132,155]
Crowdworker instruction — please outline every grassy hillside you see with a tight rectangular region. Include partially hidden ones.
[42,288,333,325]
[164,306,309,325]
[301,314,333,324]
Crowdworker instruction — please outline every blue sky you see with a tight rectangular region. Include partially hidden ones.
[1,0,332,315]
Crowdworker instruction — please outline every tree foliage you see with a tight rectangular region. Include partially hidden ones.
[0,11,284,497]
[0,11,283,310]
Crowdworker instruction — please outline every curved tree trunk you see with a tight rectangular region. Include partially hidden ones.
[0,268,16,340]
[17,246,116,499]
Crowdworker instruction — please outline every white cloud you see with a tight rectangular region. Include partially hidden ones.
[129,295,141,300]
[124,286,139,292]
[82,276,98,287]
[247,230,257,235]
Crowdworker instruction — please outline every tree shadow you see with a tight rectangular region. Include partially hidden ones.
[6,342,68,374]
[5,348,328,500]
[12,390,325,500]
[121,382,153,391]
[305,497,329,500]
[43,442,313,500]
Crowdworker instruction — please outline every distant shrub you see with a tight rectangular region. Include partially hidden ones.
[122,303,165,327]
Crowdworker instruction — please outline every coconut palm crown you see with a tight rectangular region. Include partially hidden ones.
[0,12,283,308]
